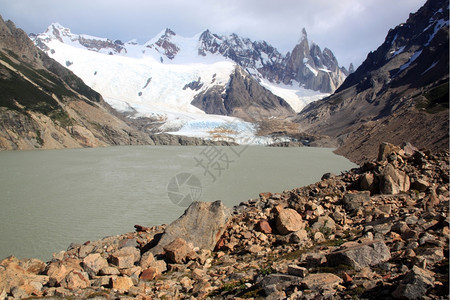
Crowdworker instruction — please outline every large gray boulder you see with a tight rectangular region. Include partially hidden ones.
[380,164,410,194]
[326,240,391,271]
[392,266,435,299]
[149,201,231,255]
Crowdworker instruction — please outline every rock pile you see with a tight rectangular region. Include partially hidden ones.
[0,142,448,299]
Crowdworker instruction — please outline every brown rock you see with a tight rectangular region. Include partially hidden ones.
[380,164,410,194]
[301,273,343,290]
[412,178,430,192]
[164,237,191,264]
[140,267,161,281]
[378,142,402,162]
[134,224,151,232]
[276,208,305,235]
[111,276,134,291]
[342,272,353,284]
[259,192,272,200]
[46,258,82,286]
[61,271,90,290]
[109,247,140,269]
[139,251,155,269]
[191,268,206,281]
[256,219,272,234]
[99,266,120,276]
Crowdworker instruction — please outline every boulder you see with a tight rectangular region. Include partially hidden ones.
[140,267,161,281]
[139,251,155,269]
[82,253,108,277]
[46,258,82,286]
[378,142,402,161]
[326,240,391,271]
[99,266,120,276]
[412,178,430,192]
[111,276,134,292]
[380,164,410,194]
[149,201,230,255]
[109,247,140,269]
[359,173,378,194]
[343,191,371,212]
[301,273,343,290]
[60,271,90,290]
[163,238,191,263]
[311,216,336,233]
[392,266,435,299]
[275,208,305,235]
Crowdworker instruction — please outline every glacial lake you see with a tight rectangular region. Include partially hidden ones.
[0,145,356,261]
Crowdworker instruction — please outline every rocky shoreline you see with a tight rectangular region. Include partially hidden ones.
[0,142,448,299]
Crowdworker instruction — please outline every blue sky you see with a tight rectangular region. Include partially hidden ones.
[0,0,425,68]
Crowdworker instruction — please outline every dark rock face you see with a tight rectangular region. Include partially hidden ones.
[191,66,295,121]
[295,0,449,164]
[152,28,179,60]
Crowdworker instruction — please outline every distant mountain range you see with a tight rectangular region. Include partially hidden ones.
[0,0,447,160]
[29,24,349,141]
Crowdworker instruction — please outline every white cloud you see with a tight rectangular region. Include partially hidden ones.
[0,0,426,67]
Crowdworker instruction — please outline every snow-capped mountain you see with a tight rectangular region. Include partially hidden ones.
[32,24,348,142]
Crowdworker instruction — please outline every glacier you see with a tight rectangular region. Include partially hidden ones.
[33,24,329,144]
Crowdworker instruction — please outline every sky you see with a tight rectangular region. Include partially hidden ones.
[0,0,426,68]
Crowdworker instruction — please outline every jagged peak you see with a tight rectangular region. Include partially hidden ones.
[301,28,308,41]
[163,28,176,37]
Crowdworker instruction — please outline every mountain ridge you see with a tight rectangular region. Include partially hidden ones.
[32,24,349,94]
[295,0,449,164]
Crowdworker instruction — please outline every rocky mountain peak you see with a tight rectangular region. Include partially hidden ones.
[152,28,179,60]
[281,28,347,93]
[300,27,308,41]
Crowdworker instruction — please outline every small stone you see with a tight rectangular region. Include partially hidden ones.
[139,267,161,281]
[247,244,263,254]
[289,229,308,243]
[99,266,120,276]
[342,272,353,284]
[301,273,343,290]
[180,276,193,291]
[255,219,272,234]
[111,276,134,292]
[313,232,325,242]
[119,238,138,249]
[191,268,206,281]
[287,265,308,277]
